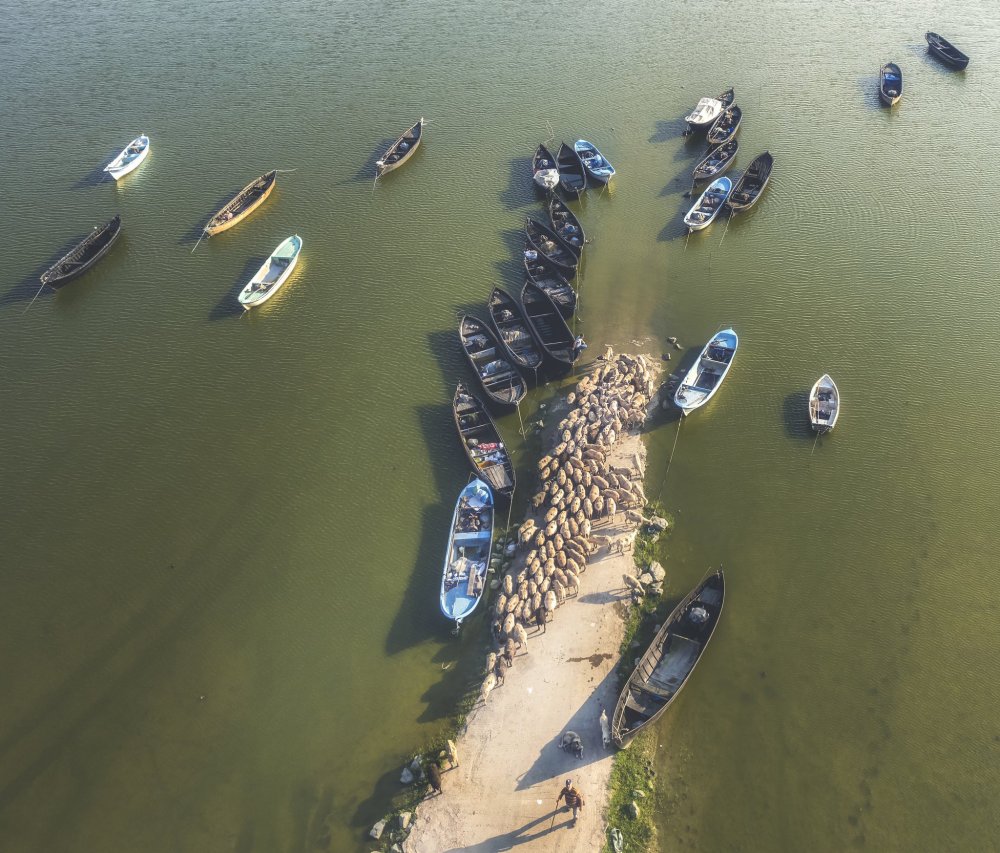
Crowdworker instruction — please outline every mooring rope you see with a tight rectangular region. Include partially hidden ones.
[656,416,684,500]
[21,282,47,314]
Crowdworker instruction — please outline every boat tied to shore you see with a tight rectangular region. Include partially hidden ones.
[684,88,734,133]
[375,118,424,178]
[556,142,587,197]
[104,135,150,180]
[673,328,738,415]
[683,177,733,232]
[40,215,123,289]
[204,171,277,236]
[809,374,840,433]
[692,138,739,183]
[727,151,774,214]
[574,139,615,183]
[532,143,560,191]
[547,194,585,255]
[452,383,516,498]
[706,103,743,147]
[440,478,494,629]
[525,216,579,274]
[488,286,544,373]
[523,255,577,319]
[520,280,575,368]
[458,314,527,407]
[237,235,302,309]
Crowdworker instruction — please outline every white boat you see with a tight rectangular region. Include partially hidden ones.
[103,135,150,180]
[574,139,616,182]
[440,479,493,627]
[674,328,738,415]
[237,235,302,309]
[683,176,732,232]
[809,374,840,433]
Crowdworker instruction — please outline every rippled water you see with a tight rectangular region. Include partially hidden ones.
[1,0,999,850]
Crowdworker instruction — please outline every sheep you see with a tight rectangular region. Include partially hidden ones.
[486,652,497,674]
[446,739,459,769]
[479,672,497,705]
[502,613,515,637]
[513,621,529,652]
[503,574,513,597]
[544,590,558,613]
[599,707,611,749]
[534,605,549,632]
[494,594,507,618]
[503,637,516,667]
[494,654,508,685]
[622,574,643,593]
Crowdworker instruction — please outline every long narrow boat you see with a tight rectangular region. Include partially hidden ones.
[488,287,544,372]
[204,171,277,236]
[685,88,735,133]
[683,177,732,232]
[692,138,739,182]
[237,235,302,309]
[611,569,725,748]
[574,139,615,183]
[532,143,560,191]
[706,103,743,146]
[520,280,575,367]
[40,216,123,289]
[453,383,516,498]
[458,315,527,407]
[523,256,577,319]
[809,374,840,433]
[547,195,585,255]
[879,63,902,106]
[375,118,424,178]
[440,478,494,629]
[673,328,738,415]
[556,142,587,197]
[925,32,969,70]
[104,135,150,180]
[726,152,774,214]
[525,217,578,274]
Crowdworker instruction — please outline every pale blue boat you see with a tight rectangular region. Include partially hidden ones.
[440,479,494,627]
[683,176,732,232]
[574,139,616,183]
[673,328,738,415]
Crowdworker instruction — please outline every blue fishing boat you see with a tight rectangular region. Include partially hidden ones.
[573,139,615,183]
[673,328,738,415]
[683,176,732,232]
[440,479,494,628]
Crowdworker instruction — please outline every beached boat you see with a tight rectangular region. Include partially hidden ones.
[525,217,579,274]
[926,32,969,70]
[453,383,516,499]
[611,569,725,748]
[547,195,585,256]
[237,235,302,309]
[673,328,738,415]
[809,374,840,434]
[40,215,123,289]
[879,63,902,106]
[104,135,150,180]
[685,88,734,132]
[727,152,774,214]
[523,255,577,319]
[204,171,277,236]
[488,287,544,373]
[458,315,527,407]
[375,118,424,178]
[440,478,494,628]
[521,280,575,367]
[556,142,587,197]
[532,143,560,191]
[574,139,615,183]
[706,103,743,146]
[683,177,733,232]
[692,138,739,182]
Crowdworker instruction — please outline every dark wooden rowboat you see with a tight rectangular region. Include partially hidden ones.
[375,118,424,178]
[925,32,969,70]
[488,286,544,372]
[556,142,587,197]
[452,383,516,499]
[523,256,577,319]
[520,280,575,367]
[458,315,526,407]
[706,103,743,147]
[726,151,774,214]
[547,195,585,256]
[525,217,578,275]
[692,138,739,182]
[40,215,122,289]
[612,568,725,748]
[532,143,560,192]
[879,63,902,106]
[205,171,277,236]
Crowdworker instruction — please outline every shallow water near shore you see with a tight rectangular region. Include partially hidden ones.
[1,0,999,850]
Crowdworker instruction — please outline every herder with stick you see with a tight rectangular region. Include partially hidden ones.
[556,778,584,823]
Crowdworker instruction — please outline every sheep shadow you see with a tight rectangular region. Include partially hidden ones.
[499,156,537,211]
[649,117,687,143]
[206,254,264,320]
[782,389,813,439]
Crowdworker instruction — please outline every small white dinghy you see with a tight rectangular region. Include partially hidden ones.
[809,374,840,433]
[674,328,738,415]
[237,235,302,309]
[440,479,493,629]
[683,176,732,232]
[104,134,150,180]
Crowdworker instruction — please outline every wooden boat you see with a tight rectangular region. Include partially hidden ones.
[523,256,577,319]
[525,217,578,274]
[521,280,575,367]
[879,63,902,106]
[574,139,615,183]
[488,287,544,372]
[375,118,424,178]
[727,151,774,214]
[532,143,560,191]
[683,177,733,232]
[104,135,149,180]
[685,88,735,132]
[673,328,738,415]
[453,384,516,499]
[925,32,969,70]
[40,216,122,289]
[611,569,725,748]
[706,103,743,146]
[440,478,494,628]
[692,138,739,182]
[237,235,302,309]
[458,315,527,407]
[809,374,840,433]
[556,142,587,197]
[204,171,277,236]
[547,195,585,256]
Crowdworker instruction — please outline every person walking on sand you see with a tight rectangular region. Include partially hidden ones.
[556,778,584,822]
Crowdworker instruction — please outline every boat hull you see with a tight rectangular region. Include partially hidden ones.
[440,479,494,625]
[683,177,733,231]
[375,119,424,177]
[809,374,840,433]
[238,235,302,308]
[205,172,277,236]
[926,32,969,69]
[104,136,150,180]
[40,216,123,288]
[673,328,738,414]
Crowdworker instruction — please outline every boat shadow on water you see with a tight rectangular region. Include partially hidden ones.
[649,117,688,144]
[782,390,814,439]
[499,156,537,211]
[856,74,887,110]
[71,162,113,190]
[206,254,265,321]
[342,137,403,185]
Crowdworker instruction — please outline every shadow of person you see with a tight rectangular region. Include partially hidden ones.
[438,809,576,852]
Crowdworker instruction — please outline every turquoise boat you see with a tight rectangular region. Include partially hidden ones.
[439,479,493,629]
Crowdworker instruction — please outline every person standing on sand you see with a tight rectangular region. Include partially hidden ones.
[556,778,584,822]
